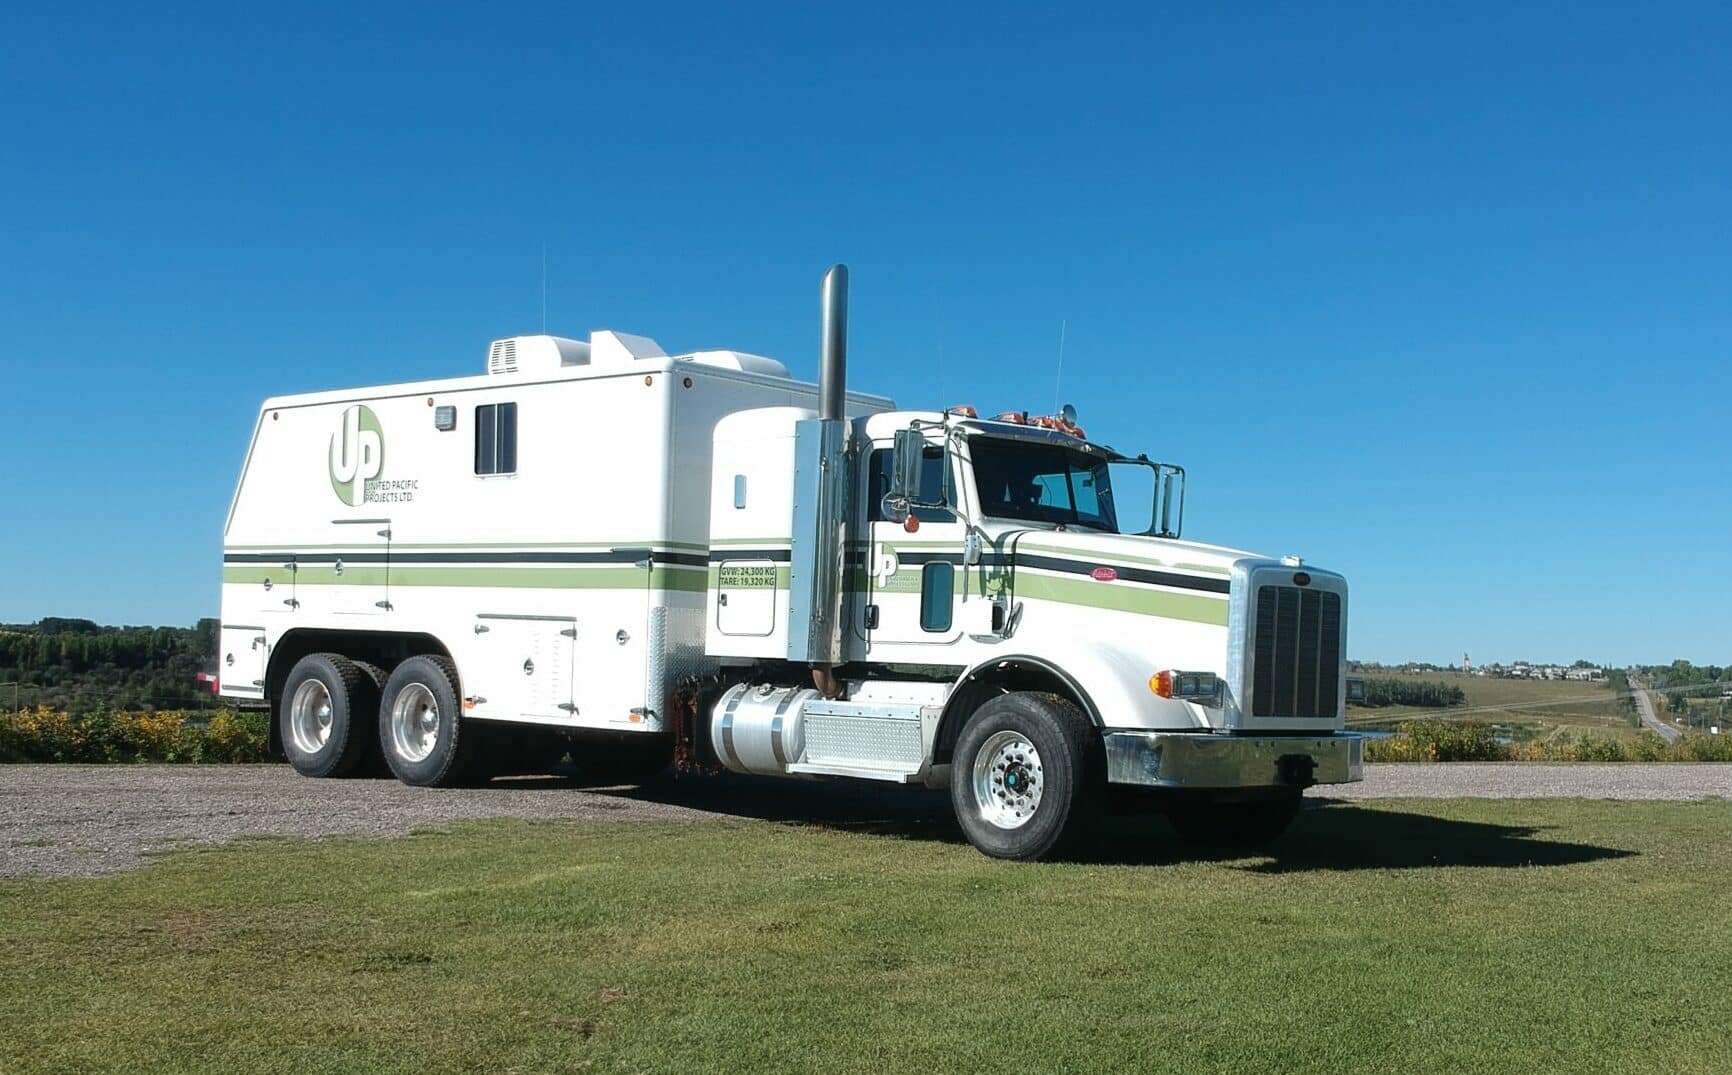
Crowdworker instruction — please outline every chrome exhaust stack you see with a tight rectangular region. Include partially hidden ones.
[818,265,848,421]
[789,265,852,693]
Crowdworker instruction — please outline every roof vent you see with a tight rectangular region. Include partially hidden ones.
[589,330,667,366]
[485,335,591,375]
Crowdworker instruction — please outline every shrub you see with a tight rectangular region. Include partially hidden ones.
[1552,735,1629,763]
[1629,733,1674,762]
[0,707,269,764]
[203,709,270,763]
[1363,722,1732,763]
[1364,720,1506,762]
[1677,734,1732,762]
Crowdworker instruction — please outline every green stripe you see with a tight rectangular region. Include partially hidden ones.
[1013,573,1229,625]
[224,540,709,552]
[1016,543,1232,576]
[223,564,707,593]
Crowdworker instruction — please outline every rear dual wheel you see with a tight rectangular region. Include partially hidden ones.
[280,653,379,778]
[379,655,479,787]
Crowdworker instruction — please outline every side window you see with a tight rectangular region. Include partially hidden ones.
[1072,469,1102,516]
[868,447,954,522]
[919,562,954,632]
[1032,471,1068,507]
[475,402,517,476]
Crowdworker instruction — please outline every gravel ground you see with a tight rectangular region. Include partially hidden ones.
[3,762,1728,879]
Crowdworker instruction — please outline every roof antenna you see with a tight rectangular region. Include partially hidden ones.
[1052,318,1067,412]
[540,241,548,333]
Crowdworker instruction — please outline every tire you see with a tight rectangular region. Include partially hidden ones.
[1164,791,1302,848]
[279,653,378,778]
[570,735,672,787]
[949,692,1102,860]
[352,661,391,776]
[378,655,478,787]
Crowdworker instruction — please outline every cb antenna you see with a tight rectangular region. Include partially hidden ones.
[1053,318,1068,412]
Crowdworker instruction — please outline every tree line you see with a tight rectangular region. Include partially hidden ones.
[1350,677,1467,709]
[0,618,219,713]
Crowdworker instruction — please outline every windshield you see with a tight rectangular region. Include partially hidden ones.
[969,437,1119,531]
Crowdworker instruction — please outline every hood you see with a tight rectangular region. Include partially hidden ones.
[1001,528,1259,580]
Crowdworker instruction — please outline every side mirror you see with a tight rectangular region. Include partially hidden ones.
[890,429,924,502]
[1154,464,1186,538]
[1105,458,1185,537]
[883,428,925,520]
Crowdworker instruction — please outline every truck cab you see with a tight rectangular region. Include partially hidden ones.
[702,378,1361,858]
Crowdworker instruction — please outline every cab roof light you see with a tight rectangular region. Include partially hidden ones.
[1030,414,1086,439]
[948,404,979,418]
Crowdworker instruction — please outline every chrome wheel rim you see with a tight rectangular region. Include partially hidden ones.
[971,730,1044,830]
[288,679,334,755]
[390,684,441,764]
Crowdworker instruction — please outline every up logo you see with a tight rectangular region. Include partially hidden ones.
[329,405,384,506]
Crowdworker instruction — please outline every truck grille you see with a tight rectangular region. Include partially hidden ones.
[1251,585,1341,719]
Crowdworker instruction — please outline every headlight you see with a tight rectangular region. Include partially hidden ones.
[1151,670,1223,706]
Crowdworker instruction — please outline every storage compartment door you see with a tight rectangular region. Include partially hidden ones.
[323,519,391,616]
[219,625,268,697]
[469,615,576,721]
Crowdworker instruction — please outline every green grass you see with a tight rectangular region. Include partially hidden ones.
[1350,671,1636,742]
[4,802,1732,1074]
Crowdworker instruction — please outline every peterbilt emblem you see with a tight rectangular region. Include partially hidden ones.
[1091,566,1118,582]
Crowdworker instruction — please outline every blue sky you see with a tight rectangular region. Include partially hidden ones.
[1,2,1727,664]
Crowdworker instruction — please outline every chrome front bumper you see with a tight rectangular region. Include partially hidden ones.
[1103,731,1364,789]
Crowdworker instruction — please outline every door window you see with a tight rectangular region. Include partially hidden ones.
[868,447,954,522]
[919,563,954,632]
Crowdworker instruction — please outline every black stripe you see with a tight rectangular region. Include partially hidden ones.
[892,550,965,566]
[843,550,1013,568]
[706,548,792,563]
[225,550,707,567]
[1014,554,1231,594]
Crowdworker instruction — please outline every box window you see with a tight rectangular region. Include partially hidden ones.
[475,402,517,475]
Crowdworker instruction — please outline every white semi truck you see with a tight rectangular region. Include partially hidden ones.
[219,266,1363,859]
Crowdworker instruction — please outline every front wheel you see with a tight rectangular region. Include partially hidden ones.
[949,692,1102,860]
[379,655,478,787]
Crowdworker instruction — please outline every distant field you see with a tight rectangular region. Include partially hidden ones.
[3,803,1731,1074]
[1349,671,1638,742]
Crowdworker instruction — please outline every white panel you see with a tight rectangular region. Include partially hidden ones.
[716,560,777,636]
[219,626,267,693]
